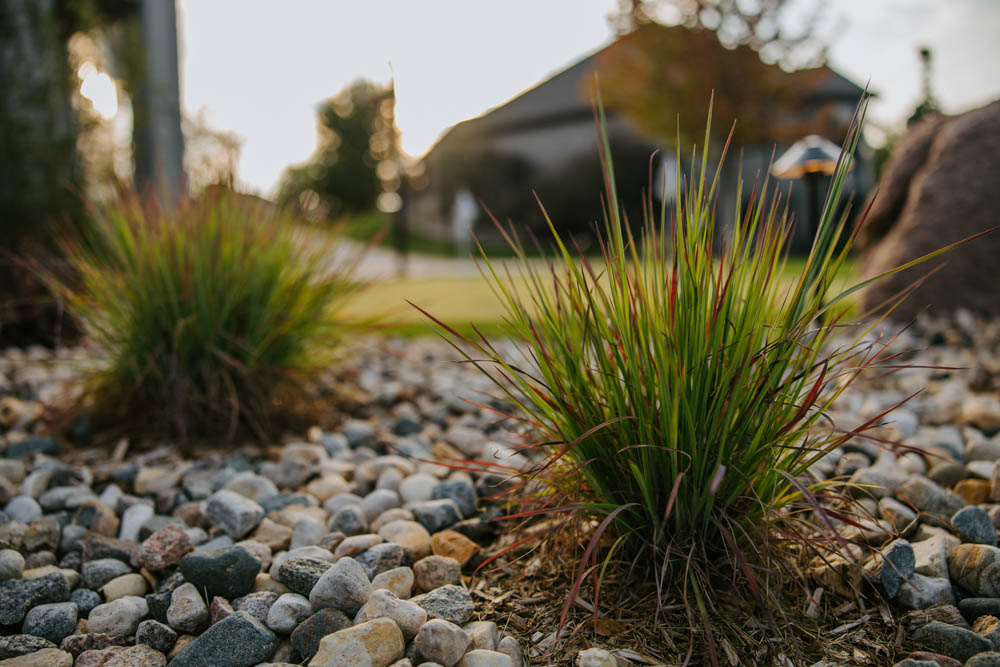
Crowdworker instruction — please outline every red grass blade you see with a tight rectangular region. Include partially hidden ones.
[558,503,637,632]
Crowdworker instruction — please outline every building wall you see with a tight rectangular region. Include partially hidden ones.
[408,104,873,251]
[487,115,636,171]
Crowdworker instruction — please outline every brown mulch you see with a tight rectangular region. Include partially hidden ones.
[464,520,910,666]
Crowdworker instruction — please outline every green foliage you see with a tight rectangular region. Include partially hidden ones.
[424,99,961,637]
[55,190,359,440]
[0,0,94,346]
[278,79,395,220]
[0,0,85,248]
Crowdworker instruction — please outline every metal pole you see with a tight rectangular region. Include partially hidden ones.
[805,171,821,249]
[138,0,184,205]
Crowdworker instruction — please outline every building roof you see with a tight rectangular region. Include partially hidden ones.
[426,26,869,159]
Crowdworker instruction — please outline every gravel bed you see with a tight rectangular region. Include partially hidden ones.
[0,338,528,666]
[1,314,1000,666]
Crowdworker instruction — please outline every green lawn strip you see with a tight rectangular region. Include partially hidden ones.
[342,258,857,336]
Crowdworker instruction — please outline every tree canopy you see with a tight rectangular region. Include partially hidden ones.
[593,22,845,150]
[610,0,826,68]
[278,79,397,220]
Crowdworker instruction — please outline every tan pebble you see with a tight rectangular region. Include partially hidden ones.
[250,518,294,551]
[307,617,404,666]
[167,635,197,661]
[305,475,351,502]
[253,573,291,595]
[432,530,478,567]
[377,521,431,561]
[100,573,148,600]
[955,478,992,505]
[0,648,74,666]
[431,442,465,462]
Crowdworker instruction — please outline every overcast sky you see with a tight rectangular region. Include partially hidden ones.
[176,0,1000,197]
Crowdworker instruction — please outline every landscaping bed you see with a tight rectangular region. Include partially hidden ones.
[0,312,999,666]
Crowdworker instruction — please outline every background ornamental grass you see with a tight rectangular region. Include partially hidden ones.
[56,190,360,441]
[424,97,962,649]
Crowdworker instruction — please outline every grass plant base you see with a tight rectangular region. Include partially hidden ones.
[473,517,906,665]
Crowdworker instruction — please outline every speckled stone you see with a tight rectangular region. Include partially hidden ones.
[167,611,276,667]
[289,608,352,662]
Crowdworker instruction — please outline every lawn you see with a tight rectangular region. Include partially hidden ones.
[342,256,858,337]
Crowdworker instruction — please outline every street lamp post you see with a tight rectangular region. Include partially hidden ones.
[771,135,844,251]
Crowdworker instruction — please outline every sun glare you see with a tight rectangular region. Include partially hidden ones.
[78,61,119,120]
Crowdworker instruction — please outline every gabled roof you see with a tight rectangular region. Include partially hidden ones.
[425,26,869,158]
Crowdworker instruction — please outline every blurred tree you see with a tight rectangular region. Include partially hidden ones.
[599,2,834,151]
[0,0,94,345]
[183,110,242,195]
[0,0,184,345]
[278,79,397,220]
[0,0,85,248]
[610,0,826,67]
[907,46,940,127]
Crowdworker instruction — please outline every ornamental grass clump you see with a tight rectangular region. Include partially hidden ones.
[57,189,359,441]
[419,99,970,655]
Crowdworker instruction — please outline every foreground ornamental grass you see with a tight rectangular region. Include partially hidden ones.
[420,98,968,656]
[56,190,359,440]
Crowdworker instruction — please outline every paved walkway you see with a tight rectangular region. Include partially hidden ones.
[325,239,552,281]
[336,240,482,280]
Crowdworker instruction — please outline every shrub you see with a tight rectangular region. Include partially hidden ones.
[420,99,965,653]
[56,189,359,440]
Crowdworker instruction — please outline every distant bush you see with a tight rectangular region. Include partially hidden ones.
[277,79,396,221]
[55,189,359,440]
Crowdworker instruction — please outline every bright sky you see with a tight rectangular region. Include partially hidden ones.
[176,0,1000,197]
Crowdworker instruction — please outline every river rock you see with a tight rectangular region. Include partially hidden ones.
[867,539,915,598]
[457,651,514,667]
[0,572,70,624]
[0,648,72,666]
[953,506,998,546]
[899,478,965,518]
[370,566,415,599]
[134,619,177,654]
[378,520,432,561]
[896,574,954,610]
[205,490,265,539]
[276,557,332,597]
[168,611,276,667]
[289,608,352,662]
[417,584,474,625]
[167,582,209,634]
[356,589,427,640]
[414,618,472,667]
[309,557,372,615]
[179,546,261,599]
[951,544,1000,596]
[911,620,992,661]
[265,593,312,634]
[21,602,77,644]
[86,596,148,637]
[307,616,404,667]
[138,523,194,570]
[0,635,57,660]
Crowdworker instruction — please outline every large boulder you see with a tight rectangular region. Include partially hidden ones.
[855,100,1000,320]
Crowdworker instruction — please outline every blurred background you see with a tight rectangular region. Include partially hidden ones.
[3,0,999,342]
